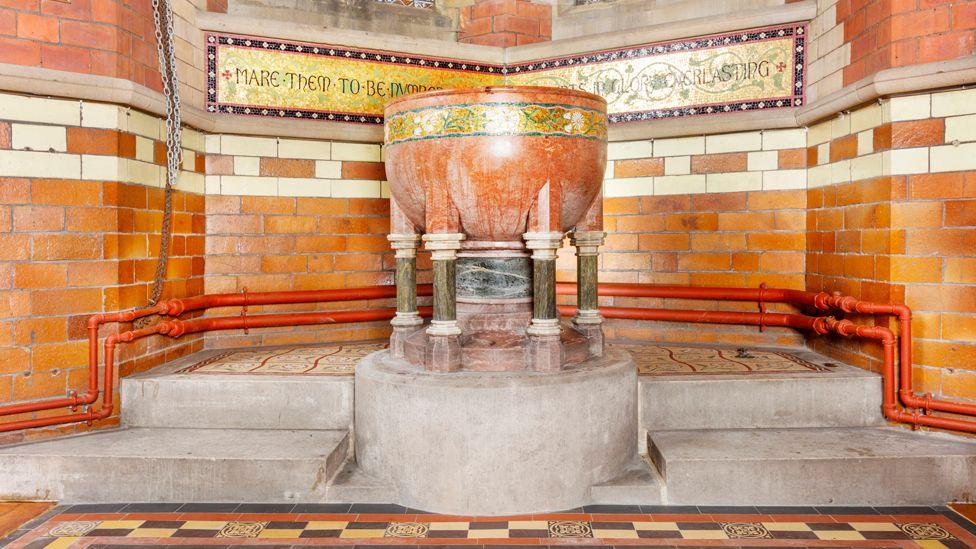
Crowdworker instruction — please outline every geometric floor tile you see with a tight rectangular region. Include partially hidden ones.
[3,503,975,547]
[173,340,833,377]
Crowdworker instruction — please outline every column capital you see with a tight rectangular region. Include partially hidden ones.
[523,231,564,260]
[423,232,465,260]
[570,230,605,256]
[389,233,422,258]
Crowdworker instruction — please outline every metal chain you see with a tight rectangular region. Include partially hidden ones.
[143,0,183,319]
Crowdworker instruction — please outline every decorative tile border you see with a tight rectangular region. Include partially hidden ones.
[385,102,607,145]
[4,504,975,547]
[206,23,806,126]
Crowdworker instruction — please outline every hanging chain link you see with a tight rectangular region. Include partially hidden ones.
[140,0,183,325]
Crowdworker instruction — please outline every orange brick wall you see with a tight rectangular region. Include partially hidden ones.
[806,90,976,409]
[841,0,976,86]
[555,190,809,349]
[0,0,164,92]
[458,0,552,46]
[200,195,417,349]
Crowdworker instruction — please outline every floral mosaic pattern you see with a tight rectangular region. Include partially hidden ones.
[612,344,830,375]
[385,102,607,145]
[176,342,387,375]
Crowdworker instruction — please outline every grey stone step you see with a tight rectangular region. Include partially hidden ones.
[637,347,884,434]
[121,349,353,430]
[326,461,398,504]
[0,427,349,503]
[589,455,665,505]
[648,427,976,506]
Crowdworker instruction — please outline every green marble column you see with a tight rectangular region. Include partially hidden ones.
[432,256,456,322]
[570,231,605,324]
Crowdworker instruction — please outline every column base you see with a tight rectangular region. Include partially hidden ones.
[573,321,604,358]
[525,333,562,372]
[425,333,462,372]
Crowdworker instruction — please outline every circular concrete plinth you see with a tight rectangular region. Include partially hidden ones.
[354,350,637,515]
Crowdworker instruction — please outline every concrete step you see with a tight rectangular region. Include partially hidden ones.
[636,346,884,434]
[0,427,349,503]
[326,461,398,503]
[121,349,354,430]
[648,426,976,506]
[589,455,665,505]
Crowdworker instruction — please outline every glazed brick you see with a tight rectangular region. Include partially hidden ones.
[691,153,747,174]
[613,158,664,178]
[891,119,945,148]
[260,157,314,178]
[944,199,976,226]
[341,161,386,181]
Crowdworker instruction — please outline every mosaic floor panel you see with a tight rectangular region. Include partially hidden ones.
[4,504,975,548]
[175,343,829,377]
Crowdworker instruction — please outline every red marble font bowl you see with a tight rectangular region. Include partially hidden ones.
[383,86,608,243]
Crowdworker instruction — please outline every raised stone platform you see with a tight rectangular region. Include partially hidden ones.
[0,428,349,503]
[649,426,976,505]
[355,349,638,515]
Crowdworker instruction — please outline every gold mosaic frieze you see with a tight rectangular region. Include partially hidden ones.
[384,102,607,145]
[207,24,805,125]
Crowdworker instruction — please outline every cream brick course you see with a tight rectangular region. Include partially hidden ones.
[850,102,883,133]
[890,94,931,121]
[220,135,278,157]
[856,130,873,156]
[126,159,163,187]
[125,109,164,140]
[930,143,976,172]
[807,164,831,188]
[807,119,833,146]
[747,151,778,171]
[653,136,704,157]
[761,129,806,150]
[205,134,221,154]
[888,148,929,175]
[278,178,332,197]
[603,161,614,179]
[762,169,806,190]
[315,160,343,179]
[944,114,976,143]
[182,128,206,152]
[817,143,829,165]
[830,159,851,184]
[81,102,122,129]
[380,181,390,198]
[705,171,762,193]
[332,179,382,198]
[0,94,80,126]
[831,114,851,139]
[607,140,652,160]
[135,136,155,163]
[664,156,690,175]
[81,155,121,181]
[0,150,80,178]
[219,176,278,196]
[705,131,762,153]
[205,175,221,194]
[331,142,381,162]
[603,178,650,197]
[656,174,705,195]
[175,171,205,194]
[279,138,332,159]
[850,152,883,181]
[931,88,976,117]
[234,156,261,176]
[11,124,67,152]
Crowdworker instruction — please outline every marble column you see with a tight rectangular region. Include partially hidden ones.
[423,232,465,372]
[570,230,606,357]
[388,233,423,359]
[524,231,564,372]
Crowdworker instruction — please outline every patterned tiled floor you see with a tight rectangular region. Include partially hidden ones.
[174,342,831,377]
[4,503,975,548]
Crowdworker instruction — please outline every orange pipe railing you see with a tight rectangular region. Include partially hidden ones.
[2,282,974,434]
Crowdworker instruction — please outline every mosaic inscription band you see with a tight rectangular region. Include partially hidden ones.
[207,23,805,124]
